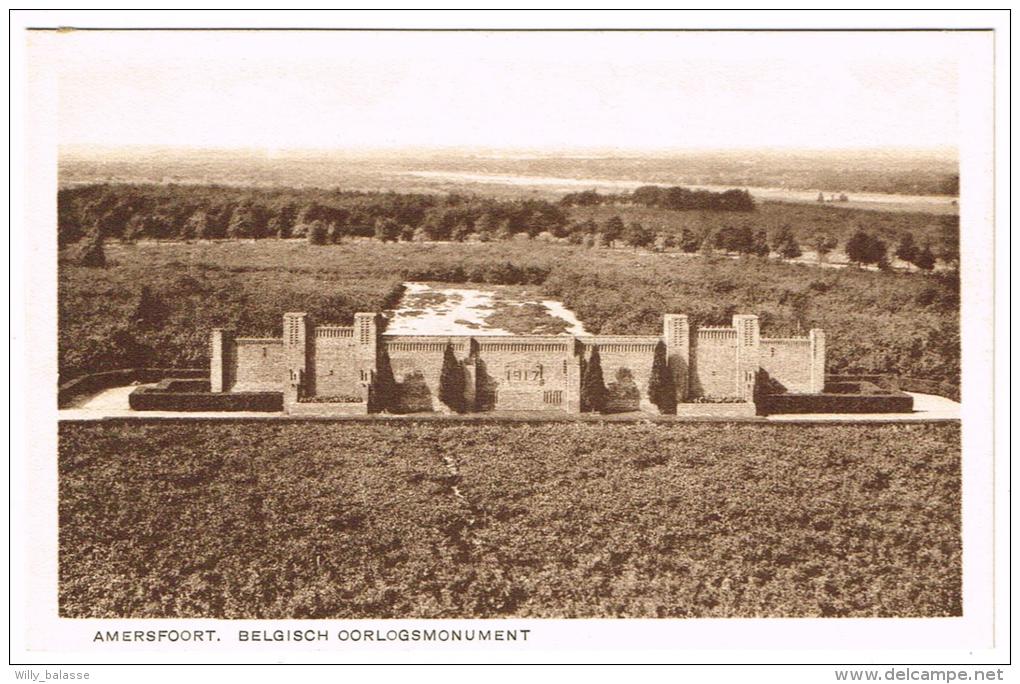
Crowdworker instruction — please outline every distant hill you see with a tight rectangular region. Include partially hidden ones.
[59,146,959,199]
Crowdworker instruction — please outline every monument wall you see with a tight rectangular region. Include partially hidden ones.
[211,310,825,414]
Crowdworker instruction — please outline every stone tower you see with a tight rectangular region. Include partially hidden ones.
[354,312,379,400]
[210,328,235,392]
[732,314,760,401]
[662,313,690,402]
[809,328,826,393]
[283,312,310,402]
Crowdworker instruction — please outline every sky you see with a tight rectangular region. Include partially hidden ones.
[31,30,971,152]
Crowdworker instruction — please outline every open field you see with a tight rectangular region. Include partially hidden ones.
[59,420,961,619]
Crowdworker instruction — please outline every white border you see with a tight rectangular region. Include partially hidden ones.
[7,9,1010,671]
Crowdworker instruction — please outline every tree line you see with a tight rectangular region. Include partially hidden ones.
[58,184,569,246]
[560,186,755,211]
[62,183,955,273]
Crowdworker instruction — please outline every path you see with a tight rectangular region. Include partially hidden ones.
[59,387,960,422]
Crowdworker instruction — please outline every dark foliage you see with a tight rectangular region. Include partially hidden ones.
[773,226,802,259]
[647,341,676,414]
[438,343,466,413]
[581,346,607,413]
[75,229,106,267]
[57,184,568,245]
[758,391,913,415]
[129,387,282,411]
[372,349,398,413]
[59,421,961,618]
[564,186,755,212]
[845,230,888,267]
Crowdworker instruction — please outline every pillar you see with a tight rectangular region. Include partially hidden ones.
[283,312,310,403]
[210,328,234,393]
[566,341,583,413]
[462,339,479,412]
[663,314,690,402]
[732,314,760,401]
[809,328,826,393]
[354,312,379,403]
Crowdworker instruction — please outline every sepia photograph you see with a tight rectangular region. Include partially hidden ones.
[10,10,1006,674]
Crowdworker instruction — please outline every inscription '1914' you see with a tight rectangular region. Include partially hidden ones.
[505,363,544,386]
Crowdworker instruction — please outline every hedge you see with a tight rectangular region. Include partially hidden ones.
[128,383,283,412]
[758,391,914,415]
[58,367,206,408]
[826,374,960,402]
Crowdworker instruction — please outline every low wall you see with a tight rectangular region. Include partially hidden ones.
[826,374,960,402]
[58,367,206,408]
[758,392,914,415]
[129,384,283,412]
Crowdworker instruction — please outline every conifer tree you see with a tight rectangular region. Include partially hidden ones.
[648,341,676,414]
[896,232,919,265]
[76,226,106,267]
[372,348,398,413]
[581,345,607,413]
[438,342,465,413]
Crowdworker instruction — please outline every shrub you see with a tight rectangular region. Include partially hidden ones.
[846,230,887,267]
[438,343,466,413]
[306,221,329,245]
[580,346,606,413]
[128,386,283,411]
[773,225,802,259]
[75,229,106,267]
[647,341,676,414]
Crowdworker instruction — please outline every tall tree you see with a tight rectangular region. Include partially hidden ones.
[896,232,919,265]
[914,243,937,271]
[581,346,607,413]
[773,225,802,259]
[935,215,959,267]
[227,204,256,239]
[374,217,402,243]
[438,343,466,413]
[752,228,771,257]
[623,221,653,248]
[75,225,106,267]
[184,210,210,240]
[846,230,887,268]
[602,216,625,245]
[372,348,398,413]
[306,220,329,245]
[648,341,676,414]
[681,227,702,253]
[811,232,838,263]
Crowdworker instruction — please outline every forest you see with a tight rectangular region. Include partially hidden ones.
[61,184,960,273]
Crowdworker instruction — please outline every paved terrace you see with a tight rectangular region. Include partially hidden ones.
[58,385,960,423]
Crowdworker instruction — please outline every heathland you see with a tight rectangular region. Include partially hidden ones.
[59,420,961,619]
[59,238,960,386]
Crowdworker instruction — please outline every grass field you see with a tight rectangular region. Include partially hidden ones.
[59,239,960,386]
[59,420,961,619]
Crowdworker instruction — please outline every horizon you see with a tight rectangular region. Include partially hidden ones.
[33,30,968,152]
